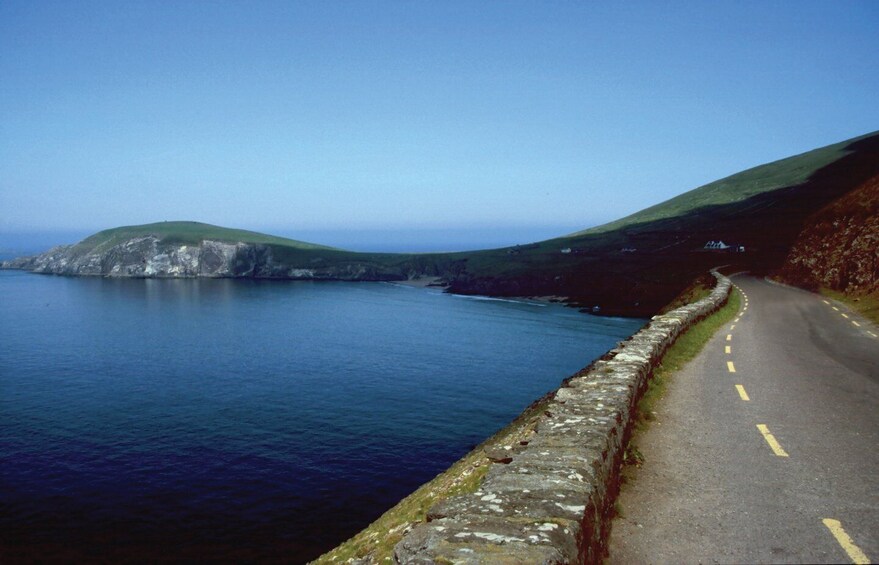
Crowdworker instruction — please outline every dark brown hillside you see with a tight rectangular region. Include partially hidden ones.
[776,174,879,296]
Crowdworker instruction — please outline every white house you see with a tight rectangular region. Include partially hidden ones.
[704,240,730,250]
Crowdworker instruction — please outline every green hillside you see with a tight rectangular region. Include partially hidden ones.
[75,221,340,254]
[572,131,876,236]
[441,130,879,315]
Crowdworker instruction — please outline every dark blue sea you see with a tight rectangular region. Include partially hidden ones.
[0,270,644,563]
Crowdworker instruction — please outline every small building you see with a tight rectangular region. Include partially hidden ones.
[704,240,731,250]
[560,247,572,254]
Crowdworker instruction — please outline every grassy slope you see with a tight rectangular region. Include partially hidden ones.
[444,130,879,315]
[571,132,872,236]
[74,221,340,253]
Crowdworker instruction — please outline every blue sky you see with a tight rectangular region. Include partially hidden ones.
[1,1,877,250]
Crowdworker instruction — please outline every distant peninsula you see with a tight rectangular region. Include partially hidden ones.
[1,221,421,282]
[4,130,878,317]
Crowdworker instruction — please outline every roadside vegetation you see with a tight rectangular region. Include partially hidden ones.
[655,273,715,314]
[627,286,741,458]
[820,288,879,326]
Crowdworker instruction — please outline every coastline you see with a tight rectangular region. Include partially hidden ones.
[392,276,446,289]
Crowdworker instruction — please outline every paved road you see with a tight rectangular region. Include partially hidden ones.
[608,275,879,564]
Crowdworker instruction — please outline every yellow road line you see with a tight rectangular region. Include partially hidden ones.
[841,313,849,319]
[727,361,736,373]
[852,321,861,327]
[725,345,731,354]
[730,324,736,330]
[822,299,831,305]
[822,518,870,564]
[756,424,789,457]
[735,384,750,401]
[833,306,840,311]
[726,334,732,341]
[869,331,878,338]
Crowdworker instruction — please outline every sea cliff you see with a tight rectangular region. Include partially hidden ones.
[1,236,409,281]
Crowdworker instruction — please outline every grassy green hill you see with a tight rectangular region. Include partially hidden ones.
[572,132,875,236]
[56,220,433,281]
[74,221,340,253]
[443,130,879,315]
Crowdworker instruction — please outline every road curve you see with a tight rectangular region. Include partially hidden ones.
[608,275,878,564]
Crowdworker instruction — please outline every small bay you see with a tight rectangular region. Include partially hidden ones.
[0,270,644,562]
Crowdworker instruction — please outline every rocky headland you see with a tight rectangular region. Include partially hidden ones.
[1,236,408,281]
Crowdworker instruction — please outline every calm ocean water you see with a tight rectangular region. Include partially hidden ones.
[0,270,644,562]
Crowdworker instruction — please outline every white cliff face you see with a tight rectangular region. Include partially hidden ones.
[141,244,198,276]
[8,237,252,277]
[198,240,259,276]
[288,268,316,278]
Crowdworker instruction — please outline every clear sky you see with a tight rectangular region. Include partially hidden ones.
[1,1,878,250]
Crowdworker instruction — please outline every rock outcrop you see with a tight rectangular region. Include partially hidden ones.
[777,174,879,295]
[393,271,731,564]
[1,236,407,281]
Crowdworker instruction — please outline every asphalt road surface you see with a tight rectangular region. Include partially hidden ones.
[608,275,878,564]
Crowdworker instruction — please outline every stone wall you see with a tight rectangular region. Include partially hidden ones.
[394,271,732,564]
